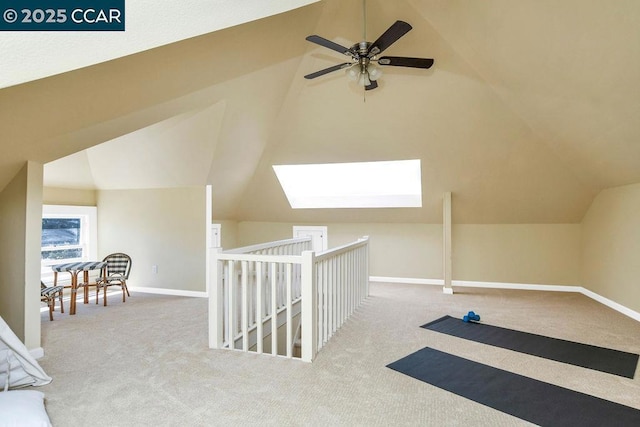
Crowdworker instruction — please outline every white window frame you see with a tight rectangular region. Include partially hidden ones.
[41,205,97,284]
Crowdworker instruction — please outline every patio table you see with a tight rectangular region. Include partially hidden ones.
[52,261,106,315]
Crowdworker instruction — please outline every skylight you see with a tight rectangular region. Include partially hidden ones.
[273,160,422,209]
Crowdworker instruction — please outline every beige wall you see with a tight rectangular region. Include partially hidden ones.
[0,166,28,340]
[237,221,441,278]
[582,183,640,313]
[0,162,43,349]
[97,187,207,292]
[236,221,293,247]
[43,186,97,206]
[235,221,581,285]
[238,222,442,279]
[329,223,443,279]
[453,224,581,285]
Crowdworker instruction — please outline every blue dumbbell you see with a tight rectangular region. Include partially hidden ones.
[463,311,480,322]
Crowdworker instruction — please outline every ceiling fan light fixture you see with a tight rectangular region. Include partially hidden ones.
[358,72,372,87]
[368,64,382,81]
[346,63,376,87]
[346,66,359,82]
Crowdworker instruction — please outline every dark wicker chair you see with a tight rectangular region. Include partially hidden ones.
[96,253,132,306]
[41,281,64,321]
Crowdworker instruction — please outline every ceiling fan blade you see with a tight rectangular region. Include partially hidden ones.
[304,63,353,80]
[306,35,354,56]
[378,56,434,69]
[364,80,379,91]
[367,20,412,57]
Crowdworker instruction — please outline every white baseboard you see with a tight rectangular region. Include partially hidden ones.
[128,287,208,298]
[369,276,640,322]
[580,287,640,323]
[30,347,45,360]
[451,279,580,293]
[370,276,443,286]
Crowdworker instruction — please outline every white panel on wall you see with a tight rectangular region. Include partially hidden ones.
[293,226,327,252]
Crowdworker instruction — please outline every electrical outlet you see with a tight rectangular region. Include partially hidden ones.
[152,265,158,274]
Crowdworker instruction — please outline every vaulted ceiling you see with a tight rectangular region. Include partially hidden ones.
[2,0,639,224]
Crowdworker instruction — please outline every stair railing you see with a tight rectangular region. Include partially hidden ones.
[209,236,369,362]
[308,236,369,358]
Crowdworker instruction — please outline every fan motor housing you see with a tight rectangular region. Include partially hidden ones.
[351,41,372,57]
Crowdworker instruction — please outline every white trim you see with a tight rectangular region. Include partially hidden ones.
[451,279,579,293]
[369,276,640,322]
[29,347,45,360]
[128,287,207,298]
[580,287,640,323]
[369,276,443,286]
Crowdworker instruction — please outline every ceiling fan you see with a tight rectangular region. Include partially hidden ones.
[304,1,434,91]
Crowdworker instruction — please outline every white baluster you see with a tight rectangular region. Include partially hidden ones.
[228,260,236,350]
[241,261,249,352]
[271,262,278,356]
[286,263,293,358]
[256,262,263,355]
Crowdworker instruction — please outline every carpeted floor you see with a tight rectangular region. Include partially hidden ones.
[38,283,640,426]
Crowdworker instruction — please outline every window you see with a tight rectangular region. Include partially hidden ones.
[41,205,97,283]
[42,218,83,260]
[273,159,423,209]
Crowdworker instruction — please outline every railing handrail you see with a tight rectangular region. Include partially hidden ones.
[216,236,368,270]
[315,236,369,262]
[216,252,303,264]
[223,237,312,254]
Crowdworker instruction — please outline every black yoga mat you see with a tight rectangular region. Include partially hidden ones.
[422,315,639,378]
[387,347,640,426]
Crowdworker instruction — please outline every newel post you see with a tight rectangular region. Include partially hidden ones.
[208,247,224,349]
[301,250,317,362]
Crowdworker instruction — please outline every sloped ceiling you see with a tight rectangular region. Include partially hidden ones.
[45,102,226,189]
[1,4,319,190]
[5,0,639,224]
[0,0,320,88]
[411,0,640,190]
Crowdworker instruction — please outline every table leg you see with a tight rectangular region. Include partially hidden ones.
[70,271,79,315]
[83,270,90,304]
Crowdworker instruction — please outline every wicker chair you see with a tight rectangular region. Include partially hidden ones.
[40,281,64,321]
[95,253,132,306]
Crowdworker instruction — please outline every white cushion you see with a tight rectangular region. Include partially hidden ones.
[0,390,52,427]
